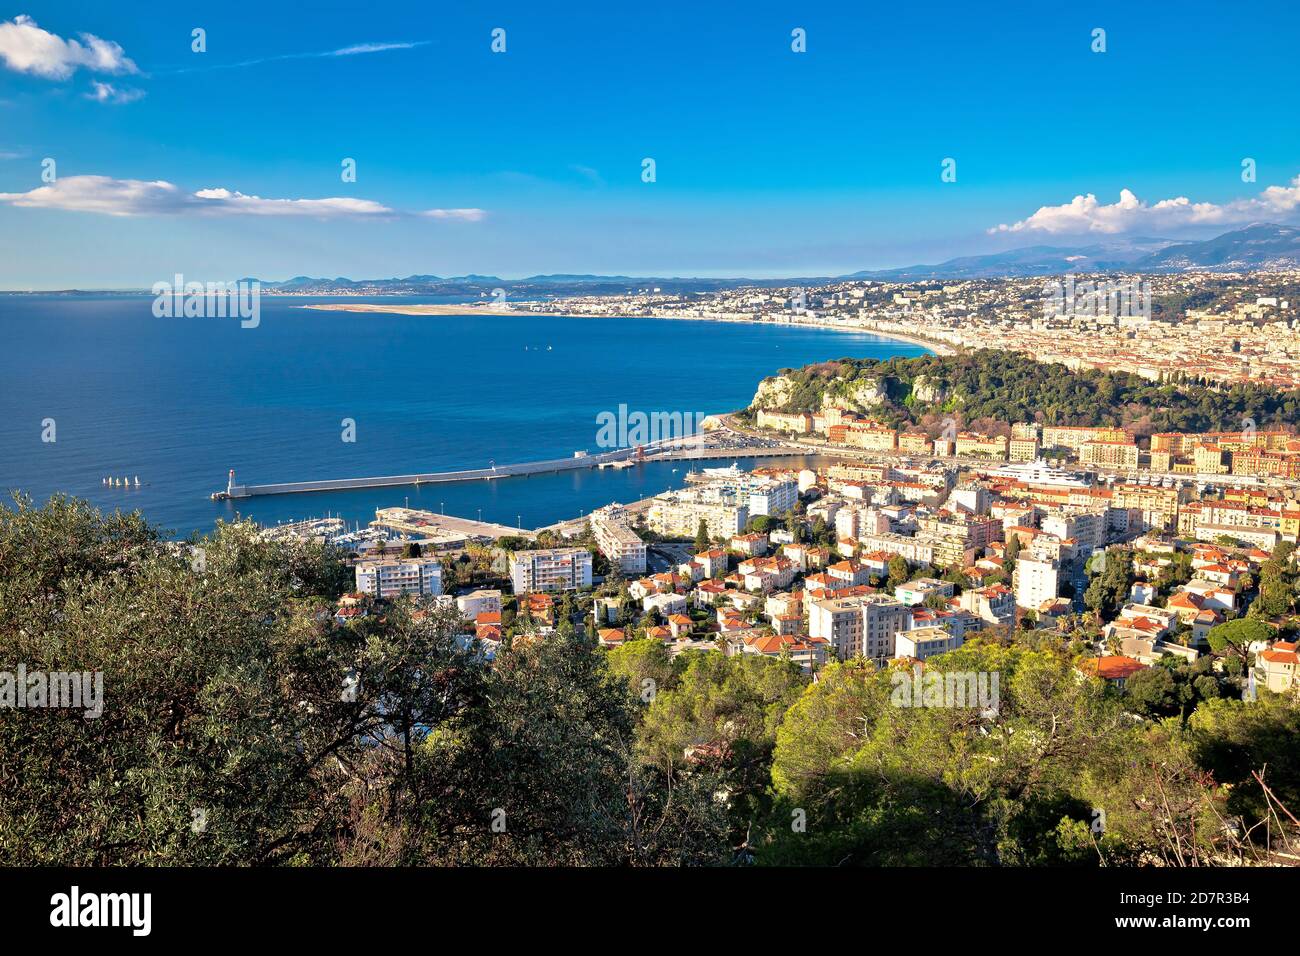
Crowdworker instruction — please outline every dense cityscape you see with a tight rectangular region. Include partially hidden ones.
[5,0,1300,936]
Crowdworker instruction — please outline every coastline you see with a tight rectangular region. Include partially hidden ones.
[297,301,957,356]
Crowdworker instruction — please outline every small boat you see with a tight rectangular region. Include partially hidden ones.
[133,476,140,487]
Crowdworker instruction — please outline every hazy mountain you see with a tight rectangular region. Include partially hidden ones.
[1131,223,1300,272]
[846,237,1180,280]
[45,225,1300,297]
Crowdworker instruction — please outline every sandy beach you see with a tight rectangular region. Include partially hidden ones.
[297,302,957,355]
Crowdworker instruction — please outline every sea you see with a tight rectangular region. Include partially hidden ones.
[0,295,928,538]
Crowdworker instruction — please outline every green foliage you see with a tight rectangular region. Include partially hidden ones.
[637,652,806,829]
[4,496,1297,867]
[1248,541,1296,620]
[1206,617,1273,656]
[695,519,710,553]
[0,496,726,866]
[762,349,1300,434]
[1084,550,1132,618]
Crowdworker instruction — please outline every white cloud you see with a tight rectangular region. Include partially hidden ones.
[0,174,486,222]
[192,188,392,217]
[421,208,487,221]
[86,80,144,104]
[0,176,393,217]
[991,176,1300,234]
[0,15,137,80]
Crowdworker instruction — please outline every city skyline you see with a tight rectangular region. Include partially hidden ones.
[2,0,1300,288]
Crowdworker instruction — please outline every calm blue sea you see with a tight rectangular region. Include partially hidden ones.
[0,295,927,537]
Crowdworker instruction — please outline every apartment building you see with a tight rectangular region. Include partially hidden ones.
[508,547,594,594]
[894,625,963,661]
[456,588,502,620]
[918,513,1003,551]
[1042,425,1128,453]
[1013,555,1060,610]
[1111,482,1183,532]
[590,504,648,575]
[1080,440,1140,471]
[647,490,748,539]
[836,422,898,452]
[954,431,1009,460]
[809,593,912,661]
[756,410,813,434]
[960,584,1016,627]
[355,556,443,599]
[894,577,955,606]
[1041,509,1106,553]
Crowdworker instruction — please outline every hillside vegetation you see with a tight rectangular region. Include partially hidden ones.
[2,495,1298,866]
[749,349,1300,436]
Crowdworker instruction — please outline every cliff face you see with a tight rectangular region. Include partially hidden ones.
[748,373,888,413]
[911,374,948,405]
[750,375,796,410]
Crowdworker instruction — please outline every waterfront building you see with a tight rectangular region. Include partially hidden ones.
[509,547,593,594]
[590,504,648,575]
[1080,440,1140,471]
[355,556,443,599]
[647,489,748,539]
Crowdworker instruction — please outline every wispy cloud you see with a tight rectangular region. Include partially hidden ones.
[569,164,605,187]
[421,208,488,221]
[0,173,485,222]
[161,40,429,74]
[0,15,136,80]
[85,80,144,104]
[991,175,1300,235]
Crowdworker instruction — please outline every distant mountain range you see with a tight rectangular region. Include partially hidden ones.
[849,224,1300,280]
[14,224,1298,296]
[846,236,1179,280]
[242,224,1300,294]
[1129,222,1300,272]
[246,273,822,296]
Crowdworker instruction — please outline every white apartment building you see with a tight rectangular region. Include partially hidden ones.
[1013,556,1060,610]
[355,556,443,599]
[509,547,594,594]
[809,594,912,662]
[746,477,798,517]
[1041,509,1107,554]
[456,588,503,620]
[590,504,648,575]
[647,490,748,539]
[894,625,963,661]
[894,578,955,606]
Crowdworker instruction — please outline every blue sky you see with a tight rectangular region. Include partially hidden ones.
[1,0,1299,287]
